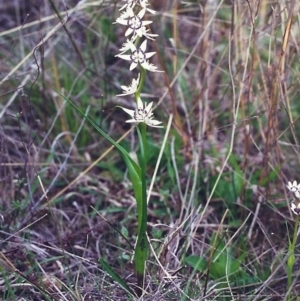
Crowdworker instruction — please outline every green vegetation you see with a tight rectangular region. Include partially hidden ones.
[1,0,300,300]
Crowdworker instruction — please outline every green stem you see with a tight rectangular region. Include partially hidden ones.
[135,67,146,101]
[287,215,299,299]
[134,122,148,294]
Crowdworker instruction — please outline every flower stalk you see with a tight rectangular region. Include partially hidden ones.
[114,0,163,294]
[135,122,148,291]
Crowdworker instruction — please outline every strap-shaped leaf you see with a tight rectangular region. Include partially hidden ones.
[56,90,142,207]
[99,258,135,296]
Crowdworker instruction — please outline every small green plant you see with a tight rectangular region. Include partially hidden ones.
[185,232,247,292]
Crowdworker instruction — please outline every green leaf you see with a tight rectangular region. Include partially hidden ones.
[209,261,227,279]
[185,255,207,272]
[229,154,243,199]
[99,258,135,296]
[211,233,226,263]
[121,226,129,238]
[55,90,143,208]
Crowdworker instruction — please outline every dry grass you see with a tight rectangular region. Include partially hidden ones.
[1,0,300,300]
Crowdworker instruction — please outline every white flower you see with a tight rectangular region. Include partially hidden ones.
[119,0,155,14]
[138,0,156,14]
[287,180,300,193]
[115,8,152,39]
[287,180,300,199]
[135,25,158,40]
[118,7,134,20]
[120,97,163,128]
[141,61,162,72]
[117,73,140,96]
[119,0,139,11]
[118,38,136,55]
[291,201,300,215]
[116,40,157,71]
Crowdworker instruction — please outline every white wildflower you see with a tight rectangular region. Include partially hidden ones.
[118,38,136,55]
[119,0,139,11]
[118,7,134,20]
[287,180,300,198]
[117,73,140,96]
[141,61,162,72]
[116,40,157,71]
[291,201,300,215]
[119,0,155,14]
[115,8,152,39]
[287,181,300,193]
[135,25,158,40]
[120,97,163,128]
